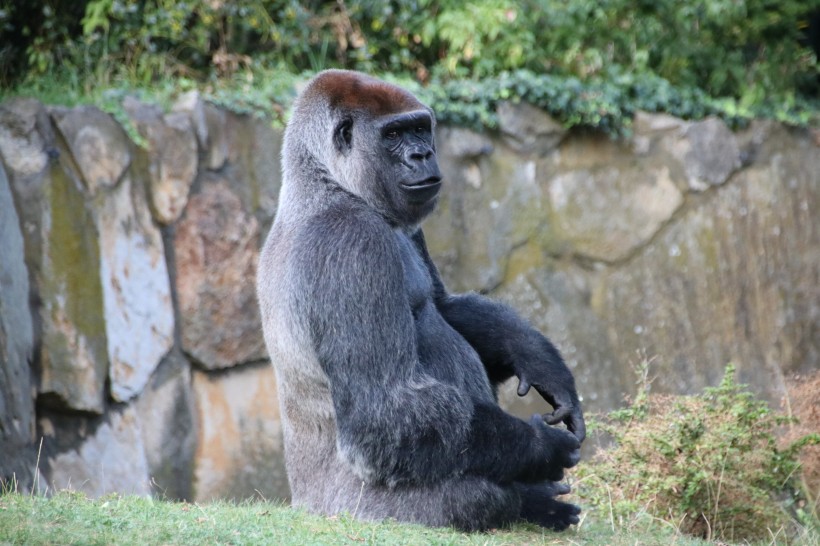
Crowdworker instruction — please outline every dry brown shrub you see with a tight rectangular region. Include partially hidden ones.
[574,364,819,543]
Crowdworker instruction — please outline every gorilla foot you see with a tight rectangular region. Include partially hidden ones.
[522,497,581,531]
[518,482,581,532]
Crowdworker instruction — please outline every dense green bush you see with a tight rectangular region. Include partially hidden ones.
[0,1,817,131]
[575,363,819,543]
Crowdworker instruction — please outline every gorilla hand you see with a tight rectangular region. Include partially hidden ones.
[518,376,585,442]
[521,414,581,483]
[513,336,586,443]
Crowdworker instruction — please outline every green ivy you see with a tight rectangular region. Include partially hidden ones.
[413,70,818,136]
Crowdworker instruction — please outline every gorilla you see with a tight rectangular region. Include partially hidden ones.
[256,70,585,532]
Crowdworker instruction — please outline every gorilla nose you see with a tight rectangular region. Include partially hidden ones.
[409,149,434,162]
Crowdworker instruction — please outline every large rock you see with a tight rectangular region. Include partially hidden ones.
[0,161,36,487]
[172,90,209,151]
[674,117,742,191]
[0,98,51,179]
[192,363,289,502]
[437,126,494,159]
[161,100,283,234]
[94,174,174,402]
[427,145,547,292]
[124,97,198,224]
[635,113,742,192]
[135,349,196,500]
[41,405,151,496]
[51,106,131,194]
[33,165,108,413]
[54,104,174,402]
[246,119,284,235]
[497,101,567,155]
[175,180,266,369]
[547,165,683,262]
[428,119,817,414]
[592,127,818,401]
[216,115,284,237]
[202,102,233,171]
[1,102,108,413]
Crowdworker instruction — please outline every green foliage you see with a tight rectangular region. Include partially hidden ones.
[509,0,820,101]
[411,69,817,136]
[0,1,818,132]
[576,363,820,543]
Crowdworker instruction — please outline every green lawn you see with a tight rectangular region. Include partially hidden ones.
[0,491,740,546]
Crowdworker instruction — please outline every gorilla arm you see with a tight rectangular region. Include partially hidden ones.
[299,211,578,487]
[411,230,586,442]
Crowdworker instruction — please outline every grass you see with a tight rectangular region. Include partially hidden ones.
[0,490,724,546]
[1,365,816,545]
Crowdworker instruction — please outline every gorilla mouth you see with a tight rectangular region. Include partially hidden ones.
[401,177,442,203]
[402,177,441,191]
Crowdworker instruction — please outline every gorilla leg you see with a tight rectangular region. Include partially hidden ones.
[331,476,580,532]
[327,474,521,531]
[517,481,581,531]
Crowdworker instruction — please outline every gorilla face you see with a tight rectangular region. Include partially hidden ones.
[333,108,442,227]
[380,110,442,204]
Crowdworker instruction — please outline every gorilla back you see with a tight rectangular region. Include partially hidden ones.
[257,70,586,531]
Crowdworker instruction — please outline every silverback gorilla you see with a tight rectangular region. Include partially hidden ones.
[256,70,585,531]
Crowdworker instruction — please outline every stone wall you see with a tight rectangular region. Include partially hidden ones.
[0,95,285,501]
[0,95,817,502]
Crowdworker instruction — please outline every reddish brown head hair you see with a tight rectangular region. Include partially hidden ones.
[306,70,426,117]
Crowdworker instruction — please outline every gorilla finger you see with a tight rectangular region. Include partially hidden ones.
[568,413,586,443]
[551,482,571,496]
[566,447,581,468]
[517,377,532,397]
[529,413,545,428]
[543,406,571,425]
[538,500,581,530]
[538,481,570,497]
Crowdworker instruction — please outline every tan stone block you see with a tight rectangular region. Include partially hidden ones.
[192,364,289,502]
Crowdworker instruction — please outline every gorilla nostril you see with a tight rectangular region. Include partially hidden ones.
[409,149,434,162]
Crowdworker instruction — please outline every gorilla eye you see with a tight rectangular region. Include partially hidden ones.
[385,129,400,140]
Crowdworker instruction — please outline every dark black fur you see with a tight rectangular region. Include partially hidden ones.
[257,70,584,532]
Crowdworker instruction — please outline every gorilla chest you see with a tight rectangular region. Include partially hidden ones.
[394,233,493,398]
[394,232,434,315]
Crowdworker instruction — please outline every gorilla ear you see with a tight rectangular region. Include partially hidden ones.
[334,119,353,155]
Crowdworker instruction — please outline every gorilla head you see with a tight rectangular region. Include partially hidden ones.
[284,70,442,227]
